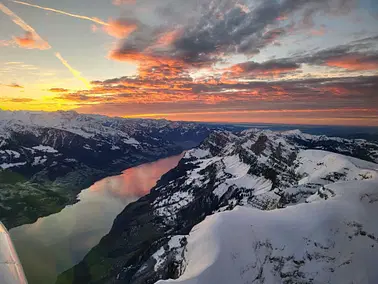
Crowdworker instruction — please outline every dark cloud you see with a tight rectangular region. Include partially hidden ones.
[226,59,301,78]
[48,88,69,93]
[7,98,34,103]
[0,97,34,103]
[111,0,357,66]
[4,83,24,88]
[296,35,378,70]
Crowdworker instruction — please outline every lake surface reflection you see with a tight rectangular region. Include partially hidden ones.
[10,153,183,284]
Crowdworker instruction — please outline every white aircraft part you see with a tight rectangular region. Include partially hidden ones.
[0,222,27,284]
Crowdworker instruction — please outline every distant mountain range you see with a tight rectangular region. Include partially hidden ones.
[57,128,378,284]
[0,110,214,228]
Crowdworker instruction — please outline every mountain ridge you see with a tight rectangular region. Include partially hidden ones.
[0,110,214,229]
[57,128,378,284]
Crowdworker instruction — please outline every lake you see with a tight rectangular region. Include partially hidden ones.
[10,154,183,284]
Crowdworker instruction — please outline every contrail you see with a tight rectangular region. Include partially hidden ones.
[1,2,91,88]
[0,2,50,49]
[55,53,91,89]
[12,1,109,26]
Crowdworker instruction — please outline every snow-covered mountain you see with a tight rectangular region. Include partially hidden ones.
[0,110,214,228]
[159,179,378,284]
[58,129,378,284]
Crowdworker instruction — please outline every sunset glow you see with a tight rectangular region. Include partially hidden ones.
[1,0,378,125]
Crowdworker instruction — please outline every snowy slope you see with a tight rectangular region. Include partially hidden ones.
[150,133,378,284]
[0,110,214,229]
[282,129,378,163]
[58,128,378,284]
[158,179,378,284]
[152,131,378,223]
[0,109,211,145]
[296,150,378,185]
[0,109,210,173]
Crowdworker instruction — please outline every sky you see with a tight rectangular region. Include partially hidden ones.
[1,0,378,126]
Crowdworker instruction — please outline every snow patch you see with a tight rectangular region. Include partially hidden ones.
[83,144,92,150]
[0,162,26,170]
[154,191,194,222]
[32,145,58,153]
[185,149,210,159]
[32,156,47,166]
[0,150,21,158]
[123,138,140,145]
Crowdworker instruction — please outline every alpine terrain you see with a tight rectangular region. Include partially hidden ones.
[0,110,214,229]
[57,129,378,284]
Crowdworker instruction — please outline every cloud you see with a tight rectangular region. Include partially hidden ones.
[5,0,374,126]
[297,36,378,71]
[171,0,354,63]
[48,88,70,93]
[3,83,24,88]
[5,98,34,103]
[0,40,14,47]
[310,26,327,36]
[226,60,301,78]
[104,19,137,39]
[13,31,49,50]
[61,65,378,113]
[4,62,23,65]
[12,0,141,39]
[113,0,135,5]
[55,53,91,88]
[12,0,139,39]
[12,1,108,26]
[325,54,378,71]
[0,2,100,88]
[151,28,184,49]
[107,0,357,72]
[0,2,51,50]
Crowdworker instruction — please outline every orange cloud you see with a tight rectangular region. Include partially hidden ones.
[326,54,378,71]
[318,86,349,96]
[48,88,70,93]
[13,31,50,50]
[0,3,51,50]
[108,48,190,82]
[91,24,99,33]
[45,73,378,128]
[113,0,135,5]
[226,60,301,78]
[104,19,137,39]
[310,25,326,36]
[81,107,378,127]
[109,49,166,63]
[154,29,183,47]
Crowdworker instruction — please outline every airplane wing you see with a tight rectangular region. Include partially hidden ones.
[0,222,27,284]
